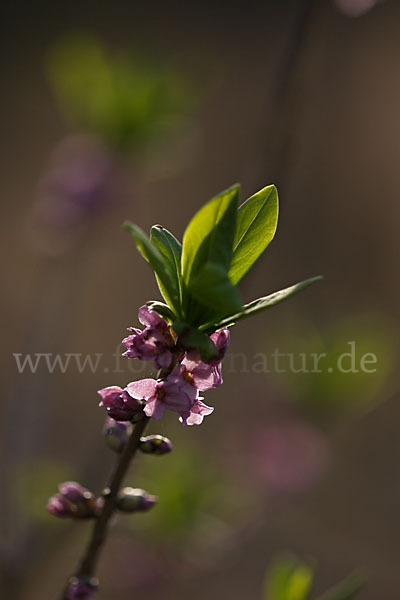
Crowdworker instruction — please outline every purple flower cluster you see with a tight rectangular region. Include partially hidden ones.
[98,306,230,426]
[36,134,115,231]
[122,305,175,369]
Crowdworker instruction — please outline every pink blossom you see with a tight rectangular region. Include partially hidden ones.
[181,352,221,390]
[180,328,230,390]
[210,328,230,364]
[249,421,329,493]
[122,306,174,370]
[98,385,143,421]
[126,369,213,426]
[183,399,214,426]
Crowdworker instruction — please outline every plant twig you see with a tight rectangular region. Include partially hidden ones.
[59,415,149,599]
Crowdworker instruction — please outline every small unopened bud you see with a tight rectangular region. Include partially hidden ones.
[59,481,89,503]
[103,417,132,453]
[139,434,173,455]
[59,481,96,518]
[47,494,74,517]
[66,575,98,599]
[47,482,97,519]
[116,487,157,513]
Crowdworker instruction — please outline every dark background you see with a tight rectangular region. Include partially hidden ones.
[1,1,399,598]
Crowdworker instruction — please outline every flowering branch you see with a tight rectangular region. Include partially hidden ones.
[47,183,322,599]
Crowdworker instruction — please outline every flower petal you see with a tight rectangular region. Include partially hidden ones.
[97,386,123,406]
[144,396,165,420]
[126,378,157,400]
[138,305,165,328]
[185,399,214,426]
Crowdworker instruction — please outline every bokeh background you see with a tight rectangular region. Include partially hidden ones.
[1,1,400,598]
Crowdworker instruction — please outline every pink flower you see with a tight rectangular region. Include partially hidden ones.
[249,421,329,493]
[122,306,174,370]
[126,370,213,426]
[210,328,230,364]
[183,399,214,426]
[137,305,166,328]
[181,352,221,390]
[180,328,230,390]
[98,385,143,421]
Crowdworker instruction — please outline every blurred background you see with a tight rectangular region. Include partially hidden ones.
[1,0,399,598]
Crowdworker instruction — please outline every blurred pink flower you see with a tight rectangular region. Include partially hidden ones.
[36,134,116,229]
[249,420,330,493]
[333,0,385,17]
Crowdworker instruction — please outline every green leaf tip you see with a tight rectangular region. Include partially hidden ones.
[124,220,181,314]
[200,275,323,332]
[230,184,279,285]
[182,183,240,287]
[263,554,314,600]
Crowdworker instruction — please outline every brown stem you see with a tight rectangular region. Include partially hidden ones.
[59,416,150,599]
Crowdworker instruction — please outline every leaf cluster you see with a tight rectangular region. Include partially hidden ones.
[125,184,321,360]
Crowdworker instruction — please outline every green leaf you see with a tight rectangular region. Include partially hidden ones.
[182,184,239,286]
[150,225,183,316]
[229,184,278,285]
[145,301,176,322]
[200,276,322,332]
[263,555,314,600]
[189,262,242,317]
[172,322,218,362]
[124,221,179,311]
[315,574,364,600]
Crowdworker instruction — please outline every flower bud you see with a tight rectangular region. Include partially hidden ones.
[98,385,144,422]
[116,487,157,513]
[139,434,173,455]
[47,481,97,519]
[66,575,98,599]
[47,493,75,517]
[103,417,132,453]
[59,481,89,503]
[59,481,97,518]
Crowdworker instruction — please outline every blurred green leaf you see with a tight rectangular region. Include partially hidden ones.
[124,221,180,312]
[132,447,225,540]
[263,314,398,418]
[229,185,279,285]
[264,555,314,600]
[182,184,239,288]
[46,35,190,150]
[315,574,364,600]
[150,225,183,316]
[201,276,322,332]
